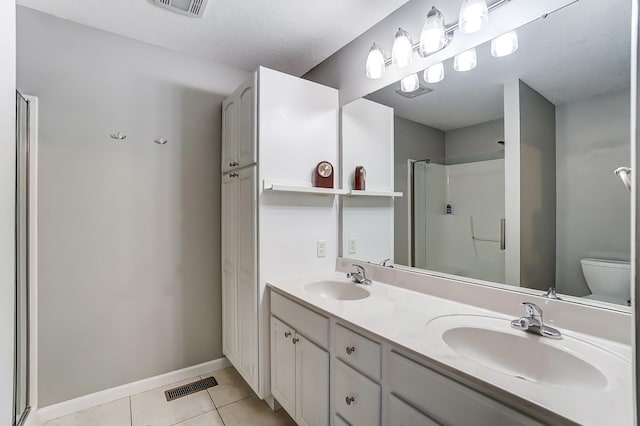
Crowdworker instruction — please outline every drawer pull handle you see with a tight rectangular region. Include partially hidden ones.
[346,346,356,355]
[229,161,239,167]
[284,331,291,338]
[345,396,355,406]
[292,337,300,344]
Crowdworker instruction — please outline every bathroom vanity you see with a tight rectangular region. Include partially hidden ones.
[268,265,632,426]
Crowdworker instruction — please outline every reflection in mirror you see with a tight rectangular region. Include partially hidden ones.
[340,0,632,307]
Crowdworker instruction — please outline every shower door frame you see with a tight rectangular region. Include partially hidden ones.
[13,93,38,426]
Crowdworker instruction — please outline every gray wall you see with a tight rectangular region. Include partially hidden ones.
[394,116,445,265]
[518,81,557,291]
[444,119,504,162]
[0,1,16,423]
[17,7,248,406]
[556,90,630,297]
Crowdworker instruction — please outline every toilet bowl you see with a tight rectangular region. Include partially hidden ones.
[580,258,630,304]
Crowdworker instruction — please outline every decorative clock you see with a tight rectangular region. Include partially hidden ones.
[314,161,334,188]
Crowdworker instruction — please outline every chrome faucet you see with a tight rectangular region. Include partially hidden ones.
[510,302,562,340]
[379,258,393,268]
[347,264,372,285]
[542,286,562,300]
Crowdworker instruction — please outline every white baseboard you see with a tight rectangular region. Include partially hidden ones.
[38,357,231,424]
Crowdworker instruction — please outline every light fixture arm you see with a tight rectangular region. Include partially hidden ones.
[381,0,512,67]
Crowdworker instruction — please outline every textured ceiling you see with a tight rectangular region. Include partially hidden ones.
[366,0,631,131]
[16,0,411,76]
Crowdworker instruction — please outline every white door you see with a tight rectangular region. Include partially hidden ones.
[296,335,329,426]
[222,96,237,174]
[270,316,296,419]
[236,76,257,168]
[221,173,238,363]
[236,166,258,390]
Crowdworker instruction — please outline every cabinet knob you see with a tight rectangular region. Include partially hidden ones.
[292,337,300,344]
[284,331,291,338]
[229,162,234,167]
[345,396,355,406]
[229,172,238,177]
[229,161,239,167]
[346,346,356,355]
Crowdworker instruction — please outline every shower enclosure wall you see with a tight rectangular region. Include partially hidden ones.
[411,153,505,284]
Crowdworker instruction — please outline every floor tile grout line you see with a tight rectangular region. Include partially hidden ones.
[214,393,256,409]
[167,407,218,426]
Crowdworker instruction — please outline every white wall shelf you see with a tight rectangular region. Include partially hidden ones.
[347,190,403,198]
[263,180,348,195]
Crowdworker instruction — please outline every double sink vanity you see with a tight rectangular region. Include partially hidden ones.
[268,262,632,425]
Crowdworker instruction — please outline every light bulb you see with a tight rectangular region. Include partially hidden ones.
[423,63,445,83]
[459,0,488,34]
[454,48,477,72]
[491,30,519,57]
[366,43,386,79]
[392,28,414,68]
[420,7,446,55]
[400,74,420,93]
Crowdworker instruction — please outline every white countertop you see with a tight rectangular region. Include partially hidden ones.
[267,271,633,426]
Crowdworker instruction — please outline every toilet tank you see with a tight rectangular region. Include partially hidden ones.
[580,258,630,301]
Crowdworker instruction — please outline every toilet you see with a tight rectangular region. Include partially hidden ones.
[580,258,630,304]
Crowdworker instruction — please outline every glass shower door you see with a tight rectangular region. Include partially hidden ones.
[14,91,31,426]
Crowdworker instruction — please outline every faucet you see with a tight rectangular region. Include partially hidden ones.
[347,264,372,285]
[379,258,393,268]
[542,286,562,300]
[510,302,562,340]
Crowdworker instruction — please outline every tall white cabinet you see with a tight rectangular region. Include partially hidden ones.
[222,67,339,402]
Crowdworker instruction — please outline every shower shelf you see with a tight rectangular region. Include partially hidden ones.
[263,180,348,195]
[347,190,404,197]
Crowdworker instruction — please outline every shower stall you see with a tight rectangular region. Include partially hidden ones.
[410,151,506,283]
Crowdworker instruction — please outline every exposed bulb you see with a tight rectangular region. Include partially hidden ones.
[454,48,477,72]
[420,7,446,55]
[400,73,420,92]
[423,63,445,83]
[392,28,414,68]
[459,0,489,34]
[491,30,519,57]
[366,43,386,79]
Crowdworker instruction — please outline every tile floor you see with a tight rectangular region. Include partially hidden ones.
[43,367,297,426]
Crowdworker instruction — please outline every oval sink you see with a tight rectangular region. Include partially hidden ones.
[304,280,370,301]
[426,315,628,391]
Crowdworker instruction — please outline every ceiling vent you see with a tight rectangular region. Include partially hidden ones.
[395,84,434,99]
[152,0,209,17]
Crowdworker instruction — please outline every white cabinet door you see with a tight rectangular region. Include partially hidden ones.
[236,166,258,390]
[236,76,256,168]
[271,316,296,419]
[296,335,329,426]
[222,96,237,174]
[221,173,237,362]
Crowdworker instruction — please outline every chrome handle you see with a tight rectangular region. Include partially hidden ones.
[284,331,291,338]
[345,396,355,405]
[292,337,300,344]
[345,346,355,355]
[500,218,506,250]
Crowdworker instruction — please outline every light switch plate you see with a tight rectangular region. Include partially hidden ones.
[348,237,357,254]
[317,240,327,257]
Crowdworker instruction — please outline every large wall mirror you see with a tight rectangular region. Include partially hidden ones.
[340,0,632,309]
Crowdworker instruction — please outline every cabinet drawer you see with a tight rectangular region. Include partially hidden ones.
[389,394,440,426]
[271,291,329,348]
[389,351,540,426]
[334,360,380,426]
[333,324,381,381]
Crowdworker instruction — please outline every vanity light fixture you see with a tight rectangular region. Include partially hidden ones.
[424,62,445,83]
[459,0,489,34]
[364,0,511,79]
[491,30,519,57]
[420,7,447,55]
[392,28,414,68]
[366,43,387,79]
[400,73,420,92]
[454,48,477,72]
